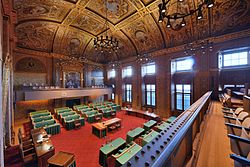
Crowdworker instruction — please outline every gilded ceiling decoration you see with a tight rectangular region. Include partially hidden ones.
[14,0,250,63]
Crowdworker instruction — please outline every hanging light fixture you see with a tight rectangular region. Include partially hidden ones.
[158,0,215,30]
[136,53,153,64]
[184,39,213,56]
[108,61,121,68]
[93,0,119,53]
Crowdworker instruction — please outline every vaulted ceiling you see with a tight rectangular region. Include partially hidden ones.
[14,0,250,64]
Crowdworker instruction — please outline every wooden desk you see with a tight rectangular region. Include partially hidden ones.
[99,138,126,167]
[123,108,161,121]
[126,127,145,143]
[139,129,159,146]
[103,118,121,127]
[92,123,107,138]
[31,128,55,167]
[48,151,75,167]
[92,118,122,138]
[112,142,142,166]
[154,121,170,132]
[143,120,157,131]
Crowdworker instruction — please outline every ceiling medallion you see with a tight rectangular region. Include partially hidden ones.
[94,0,119,53]
[158,0,215,30]
[136,53,153,64]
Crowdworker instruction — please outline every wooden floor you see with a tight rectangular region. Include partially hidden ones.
[188,101,234,167]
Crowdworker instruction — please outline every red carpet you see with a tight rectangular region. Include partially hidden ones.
[50,110,147,167]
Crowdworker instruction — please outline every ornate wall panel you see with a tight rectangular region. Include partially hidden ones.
[15,57,46,73]
[16,21,58,52]
[14,72,47,86]
[14,0,73,22]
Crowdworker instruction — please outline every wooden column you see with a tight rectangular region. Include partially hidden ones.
[244,83,249,96]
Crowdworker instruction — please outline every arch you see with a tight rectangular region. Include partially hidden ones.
[15,57,46,73]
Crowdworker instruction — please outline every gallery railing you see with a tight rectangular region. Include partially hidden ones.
[122,91,212,167]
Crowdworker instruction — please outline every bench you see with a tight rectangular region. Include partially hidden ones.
[33,119,60,135]
[63,114,85,130]
[84,110,103,123]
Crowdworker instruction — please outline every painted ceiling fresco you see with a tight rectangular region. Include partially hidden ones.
[14,0,250,63]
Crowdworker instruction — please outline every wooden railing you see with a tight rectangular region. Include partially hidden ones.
[122,91,212,167]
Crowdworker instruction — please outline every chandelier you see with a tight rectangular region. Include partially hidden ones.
[158,0,215,30]
[108,61,121,68]
[184,39,213,55]
[136,53,153,64]
[93,0,119,53]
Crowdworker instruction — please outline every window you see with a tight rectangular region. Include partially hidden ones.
[219,48,249,68]
[142,63,156,76]
[223,85,235,89]
[123,66,132,78]
[176,84,191,111]
[171,57,194,73]
[145,84,156,106]
[108,69,116,79]
[125,84,132,102]
[111,93,115,100]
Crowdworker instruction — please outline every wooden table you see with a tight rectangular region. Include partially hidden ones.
[47,151,76,167]
[103,118,121,128]
[123,108,161,121]
[92,123,107,138]
[31,128,55,167]
[92,118,121,138]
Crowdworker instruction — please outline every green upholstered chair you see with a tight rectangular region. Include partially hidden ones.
[29,110,49,116]
[101,108,115,118]
[84,110,103,123]
[31,112,51,118]
[55,109,73,119]
[64,114,85,130]
[32,115,53,123]
[81,108,93,113]
[59,111,76,121]
[73,105,88,111]
[33,119,61,135]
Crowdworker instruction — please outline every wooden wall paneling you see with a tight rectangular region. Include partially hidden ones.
[155,56,169,118]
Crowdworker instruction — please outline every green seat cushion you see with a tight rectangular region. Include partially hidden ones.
[32,115,53,123]
[30,110,49,116]
[31,112,51,118]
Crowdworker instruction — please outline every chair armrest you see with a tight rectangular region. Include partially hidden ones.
[225,123,250,131]
[222,107,233,110]
[224,115,237,120]
[223,111,233,115]
[228,134,250,144]
[230,154,250,165]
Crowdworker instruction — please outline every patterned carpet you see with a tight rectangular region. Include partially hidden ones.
[50,110,147,167]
